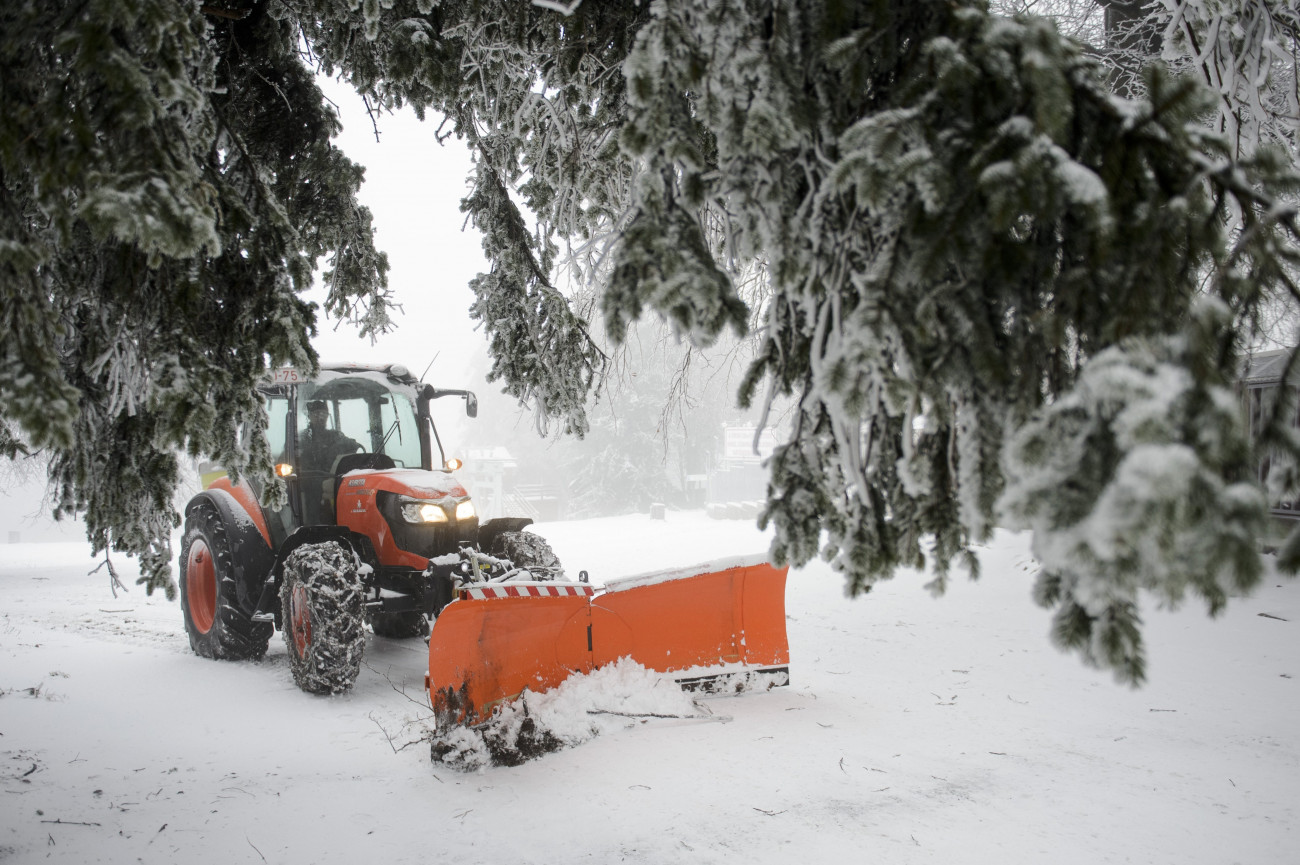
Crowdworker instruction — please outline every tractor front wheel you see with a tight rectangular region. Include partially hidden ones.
[490,531,563,579]
[280,542,366,695]
[179,502,272,660]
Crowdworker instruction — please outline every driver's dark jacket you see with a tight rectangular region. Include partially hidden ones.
[298,427,360,472]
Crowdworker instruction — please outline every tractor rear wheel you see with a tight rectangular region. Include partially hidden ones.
[367,610,430,639]
[280,542,366,694]
[179,502,272,660]
[490,531,563,578]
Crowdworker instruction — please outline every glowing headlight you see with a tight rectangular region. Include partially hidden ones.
[400,500,448,524]
[455,500,476,521]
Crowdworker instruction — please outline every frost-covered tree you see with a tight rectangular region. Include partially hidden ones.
[1145,1,1298,160]
[1007,1,1300,345]
[306,0,1300,684]
[1006,1,1300,162]
[1,1,391,593]
[5,0,1300,683]
[487,318,762,519]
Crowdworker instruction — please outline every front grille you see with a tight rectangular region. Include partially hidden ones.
[376,491,478,559]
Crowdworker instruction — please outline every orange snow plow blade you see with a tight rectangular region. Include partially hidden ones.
[591,560,789,673]
[426,583,594,726]
[426,559,789,726]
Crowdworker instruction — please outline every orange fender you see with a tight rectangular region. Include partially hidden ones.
[204,476,272,547]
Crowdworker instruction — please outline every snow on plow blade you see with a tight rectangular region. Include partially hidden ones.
[427,558,789,725]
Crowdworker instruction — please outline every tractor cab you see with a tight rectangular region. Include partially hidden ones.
[260,363,477,541]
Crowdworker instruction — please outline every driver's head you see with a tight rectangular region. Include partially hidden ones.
[306,400,328,430]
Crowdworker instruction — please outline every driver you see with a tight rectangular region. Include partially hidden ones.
[298,400,361,473]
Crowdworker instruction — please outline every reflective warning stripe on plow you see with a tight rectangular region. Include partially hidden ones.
[459,583,596,601]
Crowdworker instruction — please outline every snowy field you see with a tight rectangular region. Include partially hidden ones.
[1,511,1297,864]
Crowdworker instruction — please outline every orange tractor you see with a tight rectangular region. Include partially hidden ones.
[179,362,789,724]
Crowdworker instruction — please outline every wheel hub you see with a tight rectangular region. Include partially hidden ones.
[289,583,313,657]
[186,540,216,634]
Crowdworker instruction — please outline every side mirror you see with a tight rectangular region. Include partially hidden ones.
[423,385,479,419]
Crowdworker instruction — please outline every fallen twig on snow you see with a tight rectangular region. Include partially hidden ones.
[369,712,426,754]
[365,661,436,713]
[586,709,725,721]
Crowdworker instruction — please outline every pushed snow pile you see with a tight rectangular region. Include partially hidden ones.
[430,658,721,770]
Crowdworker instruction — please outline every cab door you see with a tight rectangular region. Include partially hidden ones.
[262,386,301,543]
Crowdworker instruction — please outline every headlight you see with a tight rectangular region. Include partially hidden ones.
[400,498,448,524]
[396,496,474,524]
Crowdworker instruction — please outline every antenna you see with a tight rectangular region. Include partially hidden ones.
[420,352,440,383]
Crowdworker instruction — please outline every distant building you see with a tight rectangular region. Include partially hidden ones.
[461,447,563,522]
[707,424,779,516]
[1242,347,1300,543]
[461,447,517,522]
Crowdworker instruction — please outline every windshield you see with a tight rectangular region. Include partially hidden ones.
[295,371,422,470]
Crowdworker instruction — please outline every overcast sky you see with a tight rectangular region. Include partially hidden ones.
[307,75,492,393]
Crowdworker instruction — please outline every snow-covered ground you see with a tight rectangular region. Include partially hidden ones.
[1,511,1296,863]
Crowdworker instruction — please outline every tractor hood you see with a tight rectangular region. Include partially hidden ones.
[336,468,477,571]
[340,468,469,501]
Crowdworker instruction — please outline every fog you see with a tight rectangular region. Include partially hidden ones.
[0,467,82,544]
[305,76,781,523]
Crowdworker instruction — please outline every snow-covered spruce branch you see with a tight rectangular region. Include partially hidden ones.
[531,0,583,17]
